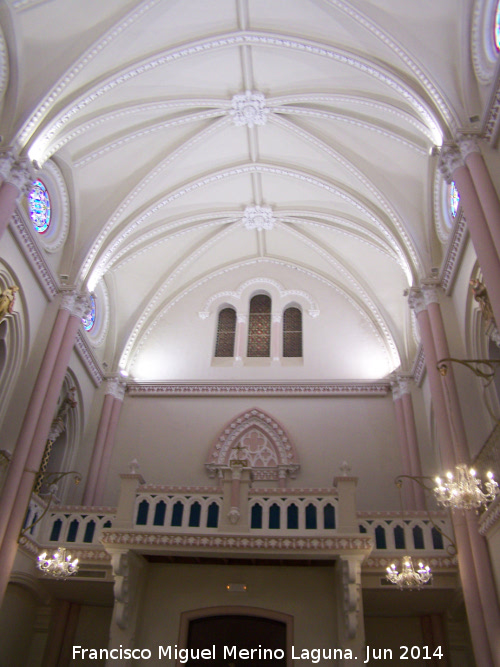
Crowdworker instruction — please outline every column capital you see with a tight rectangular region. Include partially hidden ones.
[407,288,426,314]
[390,375,412,400]
[272,313,282,324]
[60,290,91,320]
[7,158,35,198]
[438,145,464,184]
[458,133,481,161]
[421,283,441,306]
[105,377,127,401]
[0,150,15,182]
[236,314,247,324]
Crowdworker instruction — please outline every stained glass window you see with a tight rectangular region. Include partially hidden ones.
[215,307,236,357]
[449,181,460,218]
[28,180,51,233]
[283,306,302,357]
[495,1,500,51]
[247,294,271,357]
[82,293,96,331]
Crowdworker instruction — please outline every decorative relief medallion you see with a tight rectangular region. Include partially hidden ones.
[230,91,269,128]
[242,205,275,231]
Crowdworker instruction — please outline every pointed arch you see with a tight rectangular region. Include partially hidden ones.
[205,408,300,482]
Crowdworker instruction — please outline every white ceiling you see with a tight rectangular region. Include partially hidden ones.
[1,0,483,379]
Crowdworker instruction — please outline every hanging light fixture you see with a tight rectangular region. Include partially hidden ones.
[386,556,432,590]
[434,464,499,511]
[37,547,79,579]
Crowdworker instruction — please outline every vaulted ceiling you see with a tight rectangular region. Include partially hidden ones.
[0,0,481,379]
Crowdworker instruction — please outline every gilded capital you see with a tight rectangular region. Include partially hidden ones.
[438,145,464,184]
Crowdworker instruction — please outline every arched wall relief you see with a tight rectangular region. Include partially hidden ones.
[205,408,300,483]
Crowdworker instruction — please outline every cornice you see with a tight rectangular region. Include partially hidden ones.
[363,555,457,571]
[483,61,500,145]
[126,381,390,397]
[440,211,468,295]
[10,211,58,298]
[101,530,373,554]
[411,344,426,386]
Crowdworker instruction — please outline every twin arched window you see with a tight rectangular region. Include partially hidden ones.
[214,296,302,359]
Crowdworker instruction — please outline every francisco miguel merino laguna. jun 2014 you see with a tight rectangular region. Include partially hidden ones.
[72,644,445,662]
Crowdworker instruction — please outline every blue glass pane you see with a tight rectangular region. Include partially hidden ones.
[28,180,51,233]
[323,503,336,529]
[82,294,96,331]
[413,525,425,549]
[496,1,500,51]
[394,525,405,549]
[269,503,280,529]
[136,499,149,525]
[432,527,444,550]
[375,525,387,549]
[171,501,184,526]
[449,181,460,218]
[83,521,96,543]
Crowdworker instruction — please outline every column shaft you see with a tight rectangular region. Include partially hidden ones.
[453,164,500,325]
[82,392,114,505]
[426,299,469,463]
[392,396,416,509]
[0,312,81,608]
[414,308,455,468]
[465,149,500,261]
[400,392,426,509]
[0,305,70,547]
[93,397,124,505]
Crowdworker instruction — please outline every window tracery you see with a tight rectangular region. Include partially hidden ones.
[28,179,51,233]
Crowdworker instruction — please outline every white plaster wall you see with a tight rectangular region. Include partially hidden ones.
[102,394,401,510]
[136,563,338,667]
[128,263,396,382]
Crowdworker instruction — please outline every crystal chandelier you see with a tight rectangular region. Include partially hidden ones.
[434,464,499,511]
[37,547,79,579]
[386,556,432,590]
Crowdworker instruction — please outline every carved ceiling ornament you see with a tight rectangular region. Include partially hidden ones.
[242,205,275,231]
[230,91,269,128]
[205,408,300,482]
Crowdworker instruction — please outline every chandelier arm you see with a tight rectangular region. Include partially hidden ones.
[436,357,500,382]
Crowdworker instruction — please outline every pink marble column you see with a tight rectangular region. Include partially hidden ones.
[92,381,126,505]
[453,510,497,667]
[460,135,500,260]
[271,313,282,362]
[390,382,415,509]
[408,290,455,469]
[0,293,88,607]
[0,295,72,548]
[423,285,469,464]
[234,314,247,364]
[0,158,33,240]
[399,379,426,509]
[440,146,500,326]
[465,511,500,664]
[81,388,115,505]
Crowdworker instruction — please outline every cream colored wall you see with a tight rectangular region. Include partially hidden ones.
[136,563,337,667]
[98,394,402,510]
[364,616,425,665]
[72,604,114,666]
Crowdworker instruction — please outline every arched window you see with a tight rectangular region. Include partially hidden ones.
[215,307,236,357]
[495,0,500,51]
[247,294,271,357]
[28,180,51,233]
[82,293,96,332]
[449,181,460,219]
[283,306,302,357]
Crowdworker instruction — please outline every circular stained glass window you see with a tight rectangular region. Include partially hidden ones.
[28,180,51,233]
[495,1,500,51]
[449,181,460,218]
[82,294,96,331]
